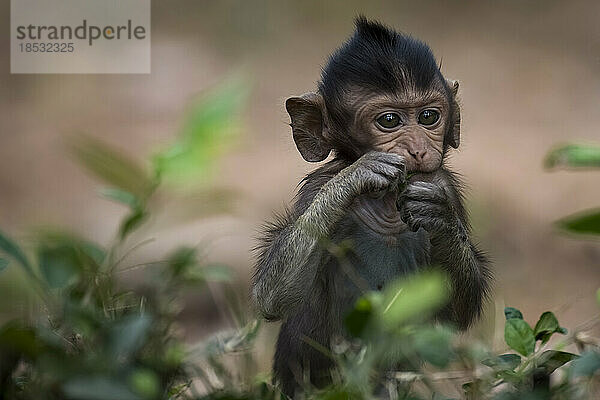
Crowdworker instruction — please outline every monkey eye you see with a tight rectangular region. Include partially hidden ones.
[376,112,401,130]
[418,109,440,126]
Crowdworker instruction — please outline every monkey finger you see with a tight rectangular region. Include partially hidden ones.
[362,153,406,178]
[404,181,441,195]
[379,153,406,170]
[400,200,447,220]
[402,182,446,203]
[363,171,393,192]
[404,214,447,233]
[368,161,404,180]
[365,151,405,167]
[404,215,424,232]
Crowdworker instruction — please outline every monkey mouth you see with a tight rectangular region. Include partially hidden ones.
[404,159,441,174]
[405,164,429,174]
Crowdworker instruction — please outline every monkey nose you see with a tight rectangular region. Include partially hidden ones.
[408,149,427,162]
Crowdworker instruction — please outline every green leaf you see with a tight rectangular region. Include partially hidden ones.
[195,264,233,282]
[0,230,34,277]
[68,135,154,199]
[482,353,522,371]
[128,369,160,400]
[166,247,233,283]
[504,318,535,356]
[119,208,149,240]
[533,311,567,344]
[413,326,454,368]
[63,376,141,400]
[570,350,600,378]
[152,77,249,185]
[34,231,105,274]
[544,143,600,169]
[496,370,521,385]
[109,315,152,358]
[0,258,8,273]
[163,342,185,368]
[38,244,81,289]
[380,270,449,328]
[555,209,600,236]
[344,297,374,337]
[538,350,578,374]
[167,246,197,276]
[0,321,44,358]
[99,188,140,209]
[78,240,106,267]
[504,307,523,320]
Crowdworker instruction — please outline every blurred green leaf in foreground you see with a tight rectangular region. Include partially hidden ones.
[153,76,250,186]
[555,209,600,236]
[544,143,600,169]
[0,77,254,400]
[545,142,600,238]
[68,134,155,200]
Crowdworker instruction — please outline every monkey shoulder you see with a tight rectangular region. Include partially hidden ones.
[292,160,348,216]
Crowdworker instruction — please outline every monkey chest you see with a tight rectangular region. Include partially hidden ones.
[333,225,430,293]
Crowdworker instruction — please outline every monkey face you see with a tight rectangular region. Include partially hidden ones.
[348,86,450,173]
[285,79,460,167]
[285,16,462,166]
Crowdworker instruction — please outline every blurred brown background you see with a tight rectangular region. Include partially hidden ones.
[1,0,599,364]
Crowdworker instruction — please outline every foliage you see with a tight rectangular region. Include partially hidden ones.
[544,143,600,170]
[0,79,252,400]
[1,99,599,400]
[546,142,600,238]
[152,77,249,186]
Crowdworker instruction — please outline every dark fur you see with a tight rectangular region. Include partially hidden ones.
[320,17,450,161]
[252,17,492,397]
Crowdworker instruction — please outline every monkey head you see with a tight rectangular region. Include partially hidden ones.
[285,17,461,174]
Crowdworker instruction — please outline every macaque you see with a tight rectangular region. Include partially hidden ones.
[252,17,491,396]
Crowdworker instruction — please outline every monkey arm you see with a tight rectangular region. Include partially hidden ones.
[399,170,492,329]
[253,152,405,321]
[429,228,492,329]
[252,219,323,321]
[252,175,355,321]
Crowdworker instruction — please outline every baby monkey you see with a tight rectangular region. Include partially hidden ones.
[253,17,491,396]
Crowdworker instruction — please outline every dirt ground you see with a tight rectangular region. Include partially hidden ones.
[1,0,599,369]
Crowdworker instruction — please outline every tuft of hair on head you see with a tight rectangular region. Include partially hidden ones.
[319,16,442,114]
[313,16,450,160]
[353,15,396,46]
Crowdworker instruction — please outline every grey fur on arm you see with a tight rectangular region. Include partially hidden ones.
[251,163,353,321]
[252,152,405,321]
[399,170,492,328]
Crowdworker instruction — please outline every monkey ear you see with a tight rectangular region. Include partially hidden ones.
[447,79,459,97]
[446,79,460,149]
[285,92,331,162]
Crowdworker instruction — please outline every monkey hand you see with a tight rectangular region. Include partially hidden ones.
[300,152,405,238]
[338,151,406,197]
[398,181,467,241]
